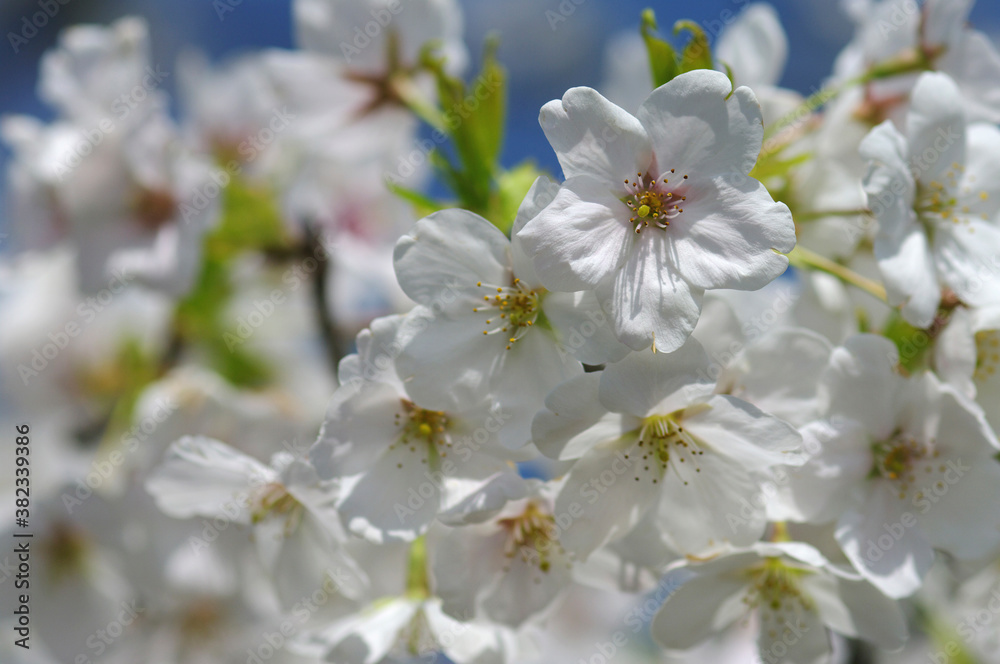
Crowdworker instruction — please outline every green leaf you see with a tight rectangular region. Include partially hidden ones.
[640,9,679,88]
[386,181,448,218]
[749,151,812,182]
[421,38,507,216]
[207,174,290,259]
[674,20,714,73]
[474,36,507,168]
[881,311,933,374]
[491,161,545,234]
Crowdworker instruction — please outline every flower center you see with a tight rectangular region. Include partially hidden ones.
[473,278,542,350]
[630,412,705,485]
[180,598,225,644]
[133,186,178,230]
[871,434,950,501]
[916,164,990,228]
[390,401,453,466]
[42,521,91,584]
[497,502,565,573]
[622,170,687,233]
[250,482,304,535]
[974,330,1000,384]
[742,558,813,638]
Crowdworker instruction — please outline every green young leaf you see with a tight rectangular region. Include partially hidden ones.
[674,20,714,73]
[474,36,507,169]
[881,312,934,375]
[492,161,545,234]
[385,181,449,218]
[640,9,679,88]
[421,38,508,218]
[173,173,283,388]
[749,151,812,182]
[206,174,290,260]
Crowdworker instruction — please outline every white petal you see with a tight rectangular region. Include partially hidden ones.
[424,601,510,664]
[804,572,908,650]
[769,418,872,524]
[916,456,1000,560]
[835,481,935,599]
[145,436,274,522]
[542,289,632,365]
[393,208,511,306]
[716,3,788,88]
[599,232,706,352]
[906,72,966,185]
[489,328,583,449]
[934,218,1000,308]
[321,598,420,664]
[598,337,713,417]
[312,381,406,479]
[338,441,443,543]
[433,525,508,621]
[940,30,1000,124]
[726,327,833,426]
[656,448,769,553]
[680,394,805,470]
[510,175,561,284]
[638,70,763,178]
[517,175,633,291]
[876,221,940,328]
[553,437,659,558]
[539,86,652,182]
[532,373,632,460]
[819,334,902,440]
[481,537,573,627]
[960,123,1000,219]
[395,313,503,412]
[671,174,794,291]
[650,573,748,650]
[756,606,831,664]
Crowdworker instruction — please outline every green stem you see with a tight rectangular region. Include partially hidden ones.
[787,245,887,303]
[794,208,872,222]
[392,76,446,132]
[764,53,931,141]
[405,535,431,600]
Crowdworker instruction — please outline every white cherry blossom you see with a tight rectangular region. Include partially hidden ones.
[861,72,1000,327]
[532,338,804,558]
[517,70,796,352]
[651,541,908,663]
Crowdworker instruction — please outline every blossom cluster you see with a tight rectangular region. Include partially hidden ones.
[3,1,1000,663]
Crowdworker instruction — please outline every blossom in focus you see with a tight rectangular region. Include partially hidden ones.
[518,70,796,352]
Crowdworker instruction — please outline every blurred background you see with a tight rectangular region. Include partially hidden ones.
[2,0,1000,238]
